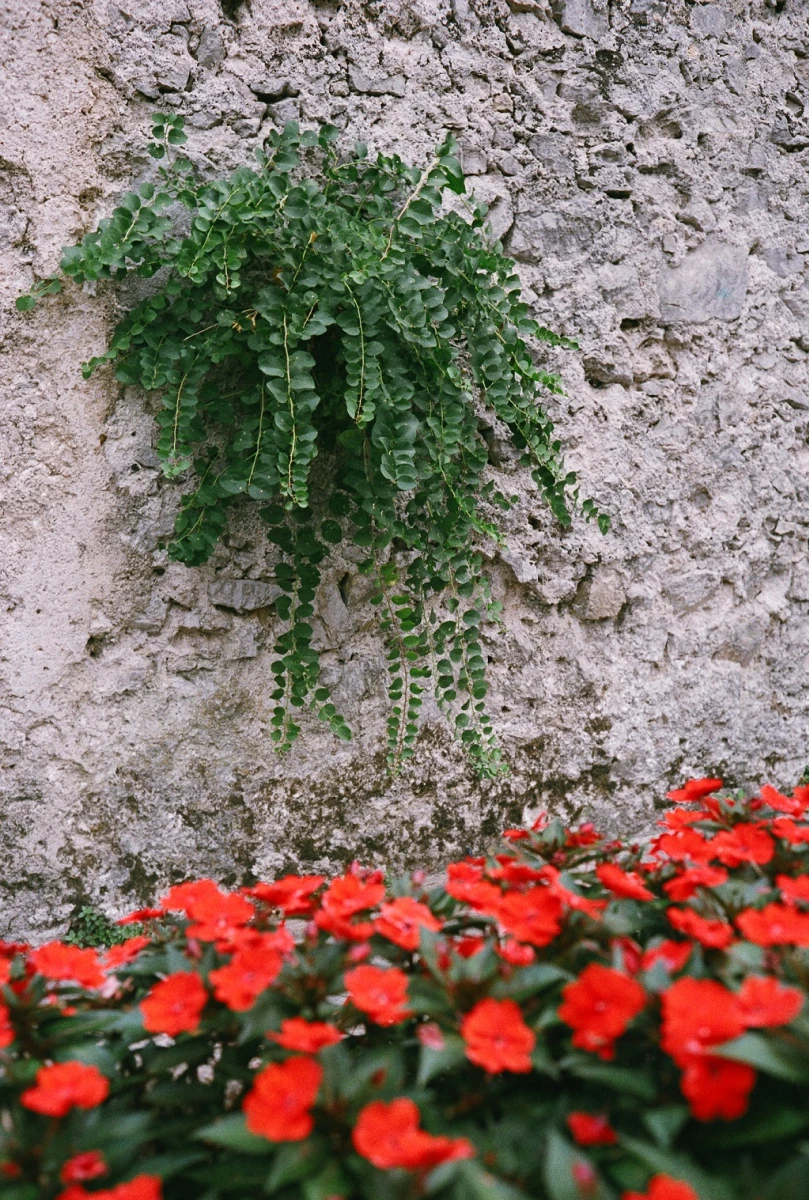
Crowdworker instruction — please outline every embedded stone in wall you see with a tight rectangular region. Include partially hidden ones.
[208,579,281,613]
[552,0,608,39]
[348,66,407,97]
[658,240,750,324]
[573,569,626,622]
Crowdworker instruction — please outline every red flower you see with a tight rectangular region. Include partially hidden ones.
[116,908,163,926]
[141,972,207,1035]
[461,998,535,1073]
[497,939,536,966]
[29,943,104,990]
[659,809,709,830]
[566,823,601,848]
[711,823,774,867]
[654,828,715,864]
[680,1054,755,1121]
[60,1152,107,1183]
[663,866,728,901]
[243,1056,322,1141]
[160,879,223,913]
[453,934,486,959]
[445,860,484,890]
[103,937,151,971]
[640,941,692,975]
[445,863,503,913]
[623,1174,699,1200]
[737,903,809,946]
[737,976,804,1027]
[315,910,376,941]
[540,866,607,920]
[21,1061,109,1117]
[611,937,642,975]
[320,872,385,917]
[772,818,809,845]
[572,1160,599,1196]
[666,778,723,802]
[345,965,411,1026]
[0,938,26,955]
[209,945,282,1012]
[247,875,325,915]
[558,965,646,1060]
[184,890,255,944]
[352,1098,474,1170]
[230,925,295,957]
[57,1175,161,1200]
[596,863,654,902]
[347,942,371,962]
[777,874,809,904]
[489,858,545,884]
[315,872,385,941]
[566,1112,617,1146]
[661,977,745,1065]
[373,897,441,950]
[268,1018,343,1052]
[760,783,807,817]
[0,1000,14,1049]
[416,1023,446,1051]
[667,908,732,949]
[495,887,565,947]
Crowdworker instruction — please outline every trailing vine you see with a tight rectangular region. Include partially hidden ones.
[19,114,607,776]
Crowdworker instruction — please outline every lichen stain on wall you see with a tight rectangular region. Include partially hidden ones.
[1,0,808,935]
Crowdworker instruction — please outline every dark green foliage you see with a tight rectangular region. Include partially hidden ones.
[19,117,607,774]
[64,907,134,950]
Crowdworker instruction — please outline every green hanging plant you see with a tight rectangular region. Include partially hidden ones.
[19,114,607,776]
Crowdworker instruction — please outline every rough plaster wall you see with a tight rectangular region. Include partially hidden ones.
[1,0,808,936]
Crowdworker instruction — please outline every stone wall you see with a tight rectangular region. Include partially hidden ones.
[2,0,808,936]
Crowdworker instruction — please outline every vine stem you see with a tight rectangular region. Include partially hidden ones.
[171,461,225,552]
[345,284,366,423]
[446,569,490,761]
[246,383,267,490]
[282,313,298,502]
[380,156,440,261]
[186,186,238,277]
[289,229,317,290]
[169,364,193,468]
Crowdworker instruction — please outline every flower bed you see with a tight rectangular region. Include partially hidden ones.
[3,778,809,1198]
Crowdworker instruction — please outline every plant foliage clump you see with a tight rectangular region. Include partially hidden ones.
[4,777,809,1199]
[19,115,605,774]
[63,908,135,951]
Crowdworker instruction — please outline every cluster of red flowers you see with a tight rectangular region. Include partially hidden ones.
[21,1062,110,1118]
[244,1056,323,1141]
[625,1178,698,1200]
[351,1099,474,1170]
[461,997,536,1072]
[660,974,803,1119]
[558,964,646,1061]
[344,962,411,1026]
[58,1178,161,1200]
[4,774,809,1200]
